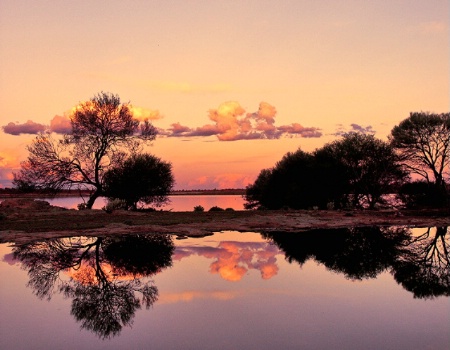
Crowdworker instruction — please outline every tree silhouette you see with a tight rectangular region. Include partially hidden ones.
[390,112,450,206]
[13,234,174,338]
[320,133,406,208]
[13,92,157,209]
[390,112,450,190]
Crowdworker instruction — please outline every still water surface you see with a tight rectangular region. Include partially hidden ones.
[0,227,448,349]
[40,194,246,211]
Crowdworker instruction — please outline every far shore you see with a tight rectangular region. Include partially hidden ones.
[0,198,449,245]
[0,188,246,199]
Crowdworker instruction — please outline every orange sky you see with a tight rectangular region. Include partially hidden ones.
[0,1,448,189]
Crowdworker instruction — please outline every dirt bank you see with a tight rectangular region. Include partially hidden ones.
[1,199,449,244]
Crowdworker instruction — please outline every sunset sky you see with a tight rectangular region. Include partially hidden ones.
[0,1,448,189]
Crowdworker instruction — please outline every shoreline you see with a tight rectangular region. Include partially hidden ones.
[0,189,246,199]
[1,198,449,244]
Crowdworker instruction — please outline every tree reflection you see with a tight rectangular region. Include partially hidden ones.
[13,234,174,338]
[264,226,449,298]
[393,227,449,299]
[263,227,409,280]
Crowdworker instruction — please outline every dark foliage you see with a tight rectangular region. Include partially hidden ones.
[245,133,406,210]
[103,153,174,210]
[398,180,449,209]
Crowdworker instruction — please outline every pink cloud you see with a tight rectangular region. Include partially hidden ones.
[165,101,322,141]
[278,123,322,137]
[2,120,46,135]
[172,241,280,281]
[50,115,72,134]
[169,122,192,135]
[2,253,17,266]
[184,173,255,190]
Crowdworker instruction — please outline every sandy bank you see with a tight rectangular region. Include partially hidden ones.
[1,199,449,244]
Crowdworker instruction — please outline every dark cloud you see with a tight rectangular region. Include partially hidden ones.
[333,123,375,136]
[277,123,322,138]
[2,253,17,266]
[350,123,375,134]
[187,124,220,137]
[2,120,46,135]
[2,115,72,135]
[169,122,192,135]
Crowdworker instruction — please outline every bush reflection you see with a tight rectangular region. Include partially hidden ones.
[264,226,449,299]
[13,234,174,339]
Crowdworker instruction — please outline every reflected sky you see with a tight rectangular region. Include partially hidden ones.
[34,194,246,211]
[0,229,449,349]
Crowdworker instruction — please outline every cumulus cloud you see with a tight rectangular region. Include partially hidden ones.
[333,123,375,136]
[172,241,279,281]
[129,106,162,121]
[49,115,72,134]
[2,120,46,135]
[165,101,322,141]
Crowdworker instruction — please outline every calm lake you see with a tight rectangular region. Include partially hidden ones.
[0,227,448,349]
[36,194,246,211]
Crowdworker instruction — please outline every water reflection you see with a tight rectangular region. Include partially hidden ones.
[264,226,449,299]
[174,240,279,281]
[393,226,449,299]
[8,226,449,341]
[12,234,174,338]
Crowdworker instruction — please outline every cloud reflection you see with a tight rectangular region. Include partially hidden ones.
[174,241,279,281]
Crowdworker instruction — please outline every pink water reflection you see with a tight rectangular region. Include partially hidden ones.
[41,194,245,211]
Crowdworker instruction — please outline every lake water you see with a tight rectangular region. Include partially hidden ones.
[0,227,448,349]
[36,194,246,211]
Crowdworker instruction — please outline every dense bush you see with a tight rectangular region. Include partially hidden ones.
[398,181,449,208]
[103,153,174,210]
[245,133,406,210]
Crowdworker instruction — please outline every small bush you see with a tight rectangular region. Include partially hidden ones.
[208,206,224,212]
[102,198,127,212]
[193,205,204,212]
[77,203,87,210]
[225,208,235,211]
